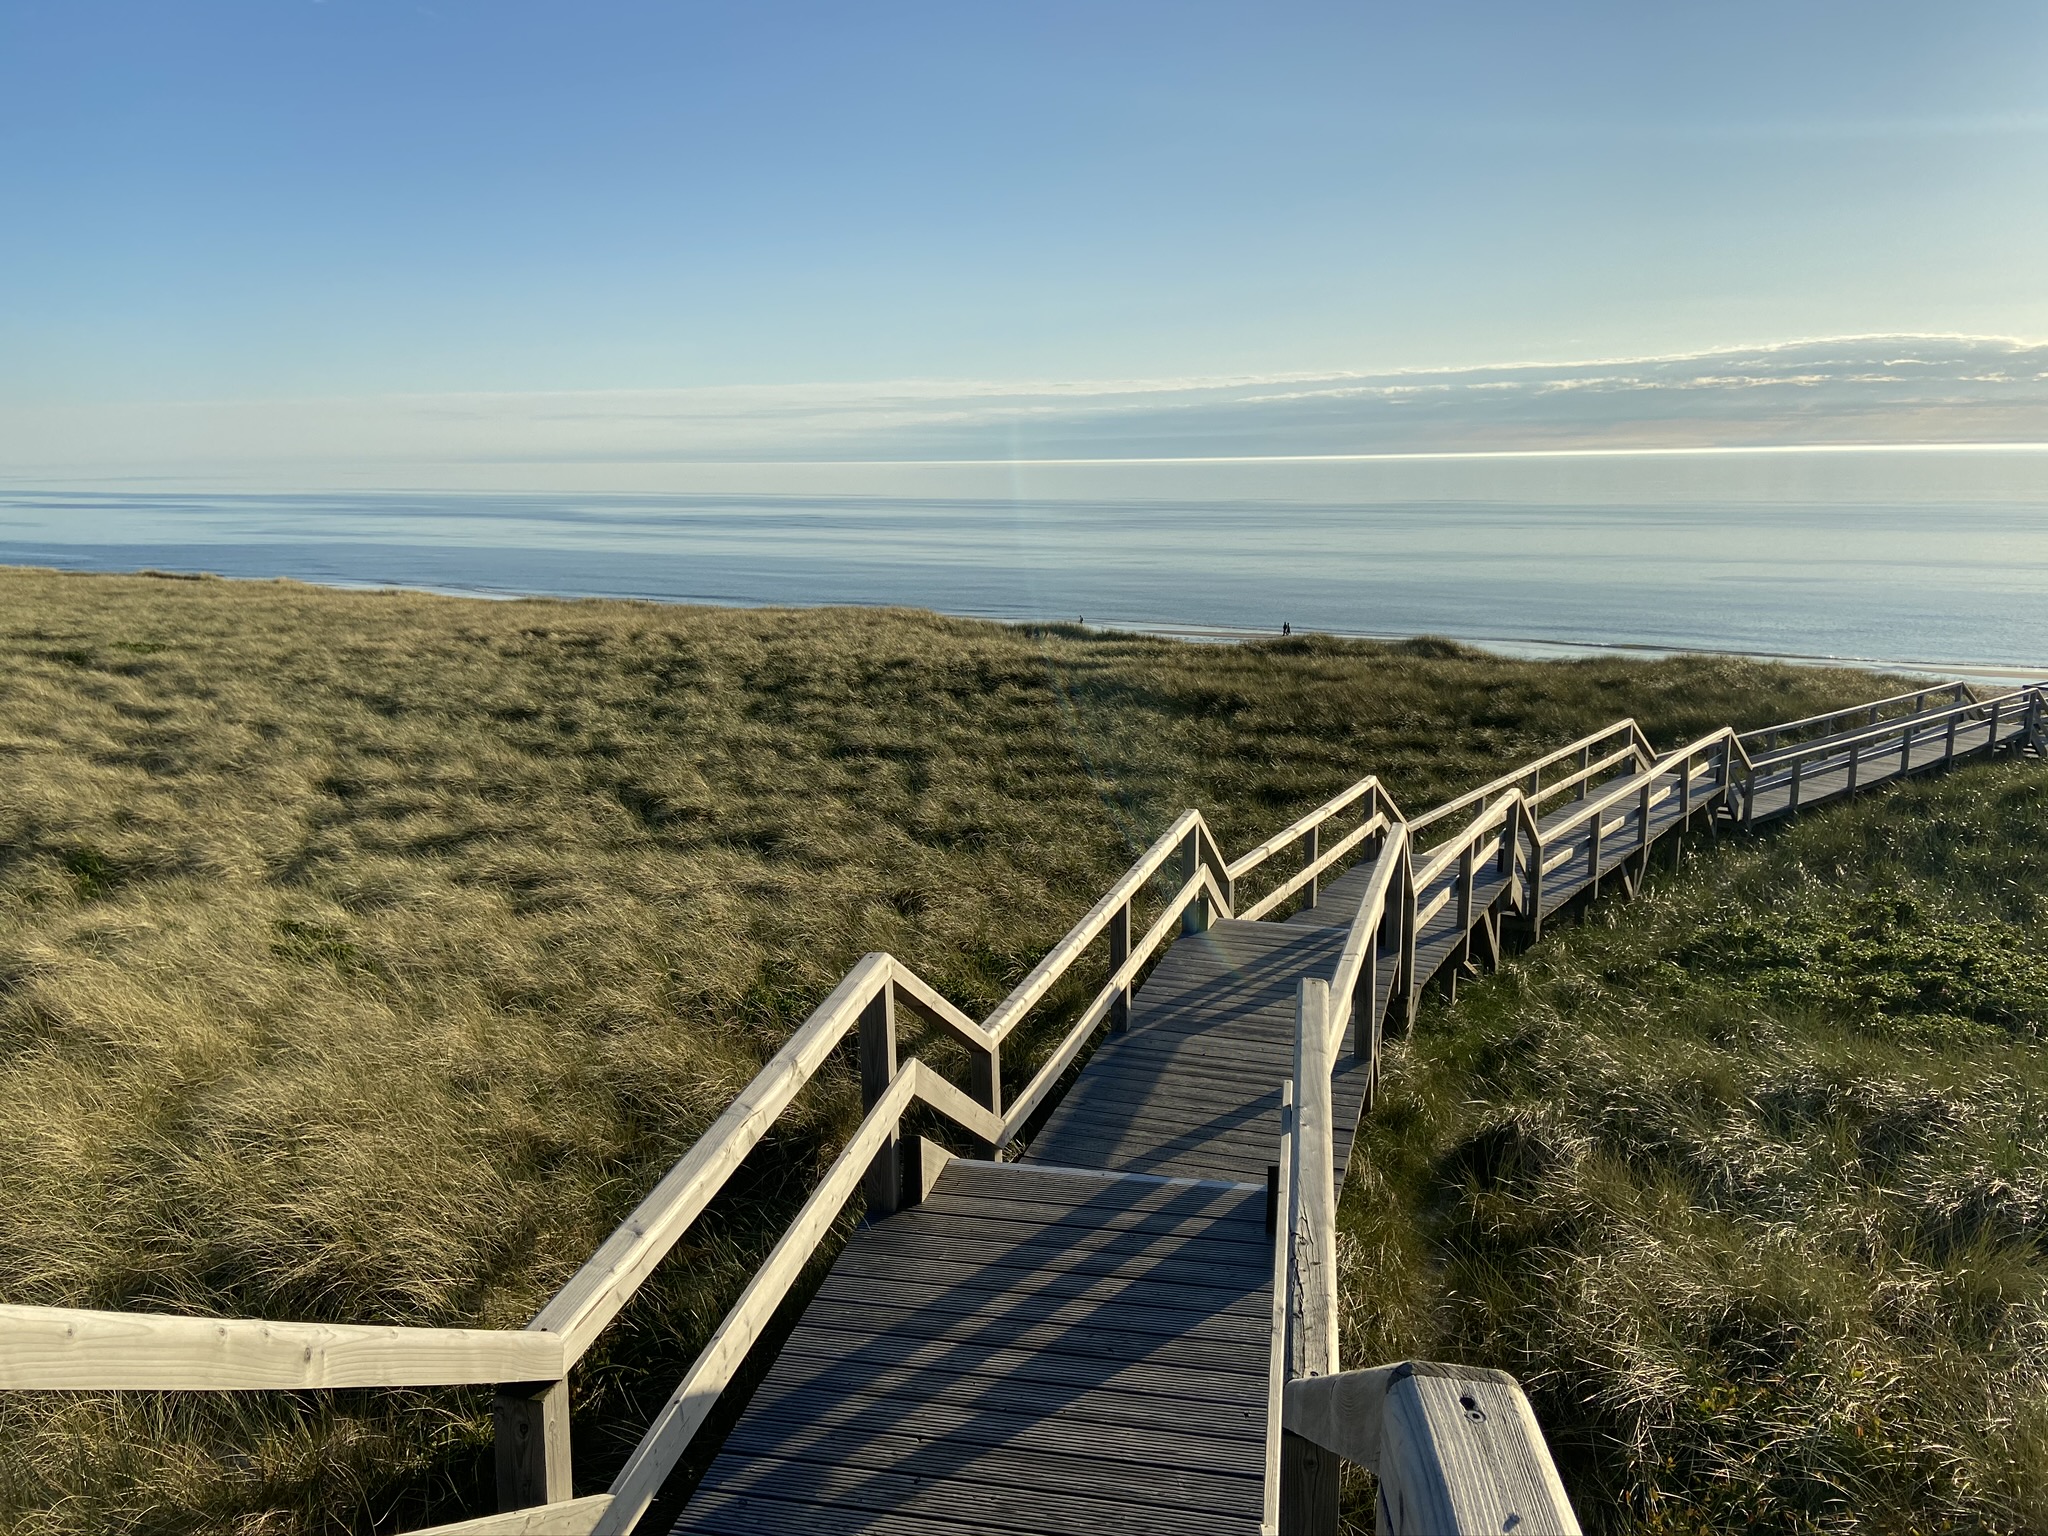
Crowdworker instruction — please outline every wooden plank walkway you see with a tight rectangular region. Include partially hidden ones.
[674,1162,1271,1536]
[1020,920,1383,1184]
[654,683,2039,1536]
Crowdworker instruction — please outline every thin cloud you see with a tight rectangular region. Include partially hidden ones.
[3,334,2046,491]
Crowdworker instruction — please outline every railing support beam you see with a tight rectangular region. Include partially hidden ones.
[494,1377,573,1512]
[1280,1429,1341,1536]
[1282,978,1340,1535]
[1180,828,1212,936]
[1107,901,1131,1034]
[859,986,901,1218]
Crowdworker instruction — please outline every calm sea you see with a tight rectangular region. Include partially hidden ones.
[2,450,2044,678]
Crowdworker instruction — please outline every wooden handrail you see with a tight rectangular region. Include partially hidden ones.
[1412,792,1518,891]
[1327,821,1410,1034]
[982,810,1229,1044]
[997,865,1226,1141]
[1260,1080,1295,1536]
[0,1307,568,1392]
[1227,776,1390,883]
[1738,681,1973,748]
[1536,724,1737,846]
[593,1056,993,1536]
[1237,812,1390,923]
[1535,765,1665,845]
[1408,719,1647,835]
[408,1498,613,1535]
[532,951,896,1362]
[1526,742,1645,814]
[1287,979,1339,1386]
[1747,686,2037,771]
[1662,726,1750,774]
[1283,1364,1581,1534]
[887,965,995,1052]
[1277,981,1343,1532]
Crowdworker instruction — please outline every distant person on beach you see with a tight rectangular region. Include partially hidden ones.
[1282,622,1291,636]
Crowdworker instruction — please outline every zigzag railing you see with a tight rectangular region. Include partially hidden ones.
[1,680,2042,1536]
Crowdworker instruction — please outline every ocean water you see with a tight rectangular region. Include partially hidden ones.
[2,450,2044,677]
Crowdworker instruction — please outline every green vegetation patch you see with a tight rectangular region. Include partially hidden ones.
[1346,755,2048,1535]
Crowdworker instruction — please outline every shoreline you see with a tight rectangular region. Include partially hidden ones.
[13,555,2042,687]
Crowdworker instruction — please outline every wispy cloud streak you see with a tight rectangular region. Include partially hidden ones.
[4,335,2045,491]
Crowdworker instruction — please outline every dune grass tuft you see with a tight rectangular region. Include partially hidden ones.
[0,565,1907,1532]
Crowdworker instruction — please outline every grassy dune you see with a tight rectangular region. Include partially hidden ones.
[1349,755,2048,1534]
[0,566,1913,1533]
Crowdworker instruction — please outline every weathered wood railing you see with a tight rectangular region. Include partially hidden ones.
[1227,776,1403,921]
[1738,680,1972,754]
[1521,728,1742,939]
[1283,1362,1582,1535]
[1407,720,1652,843]
[1737,683,2043,828]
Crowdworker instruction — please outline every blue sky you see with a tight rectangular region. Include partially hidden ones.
[3,1,2047,481]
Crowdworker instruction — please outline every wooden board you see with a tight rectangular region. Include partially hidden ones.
[670,1160,1271,1536]
[1019,921,1381,1185]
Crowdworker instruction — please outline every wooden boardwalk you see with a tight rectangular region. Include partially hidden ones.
[666,683,2039,1536]
[7,680,2039,1536]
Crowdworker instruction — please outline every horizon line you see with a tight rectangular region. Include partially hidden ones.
[457,440,2048,471]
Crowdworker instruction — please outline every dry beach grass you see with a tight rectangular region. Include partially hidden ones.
[1346,755,2048,1533]
[0,564,1975,1532]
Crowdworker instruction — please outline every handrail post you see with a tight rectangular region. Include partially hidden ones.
[1586,810,1603,900]
[1674,754,1693,866]
[1281,979,1340,1536]
[1455,840,1475,972]
[859,985,901,1218]
[494,1378,573,1513]
[1846,737,1860,796]
[1302,823,1320,912]
[1988,697,2002,754]
[1108,900,1132,1034]
[1788,756,1802,815]
[1945,708,1959,764]
[1901,718,1913,774]
[1399,856,1420,1030]
[1180,827,1212,935]
[1357,926,1379,1078]
[968,1044,1003,1160]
